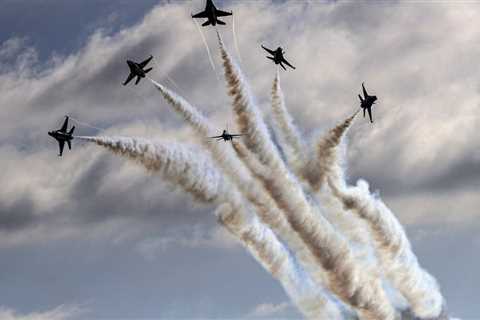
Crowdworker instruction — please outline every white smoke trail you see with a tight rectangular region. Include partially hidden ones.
[268,74,373,263]
[216,204,352,320]
[217,33,396,320]
[192,18,217,75]
[77,136,224,202]
[270,70,306,175]
[148,79,348,318]
[328,179,445,319]
[149,78,213,134]
[306,109,360,191]
[151,57,185,96]
[304,110,446,318]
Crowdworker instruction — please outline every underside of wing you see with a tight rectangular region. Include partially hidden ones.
[216,9,232,17]
[139,56,153,68]
[209,135,222,139]
[123,72,135,85]
[60,117,69,132]
[367,107,373,123]
[362,82,368,97]
[192,10,208,18]
[282,58,295,69]
[261,45,275,55]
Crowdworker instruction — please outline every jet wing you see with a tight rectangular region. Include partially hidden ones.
[60,117,69,132]
[362,82,368,98]
[58,140,65,156]
[367,107,373,123]
[282,58,296,70]
[261,45,276,55]
[192,10,208,18]
[123,72,135,86]
[139,55,153,68]
[230,134,244,137]
[215,9,232,17]
[208,135,223,139]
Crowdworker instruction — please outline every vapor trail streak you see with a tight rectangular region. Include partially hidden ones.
[232,13,243,63]
[192,18,217,75]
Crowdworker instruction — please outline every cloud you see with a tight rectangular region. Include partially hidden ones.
[0,305,82,320]
[0,0,478,317]
[135,224,238,260]
[248,302,292,318]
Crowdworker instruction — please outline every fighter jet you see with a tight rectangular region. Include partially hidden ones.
[358,82,378,123]
[261,45,295,71]
[48,116,75,157]
[123,55,153,86]
[191,0,232,27]
[209,129,244,142]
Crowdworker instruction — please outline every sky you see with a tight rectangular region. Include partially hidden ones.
[0,0,479,319]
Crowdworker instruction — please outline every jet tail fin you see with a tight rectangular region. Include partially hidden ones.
[144,67,153,74]
[68,126,75,135]
[67,140,72,150]
[216,19,226,25]
[202,20,211,27]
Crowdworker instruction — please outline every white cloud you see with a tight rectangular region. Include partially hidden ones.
[136,224,239,260]
[248,302,292,318]
[0,305,82,320]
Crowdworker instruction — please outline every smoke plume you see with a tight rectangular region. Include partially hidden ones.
[218,34,396,320]
[79,32,448,320]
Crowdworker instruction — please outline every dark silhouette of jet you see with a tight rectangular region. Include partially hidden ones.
[191,0,232,27]
[261,45,295,70]
[48,116,75,157]
[358,82,378,123]
[209,129,244,142]
[123,55,153,86]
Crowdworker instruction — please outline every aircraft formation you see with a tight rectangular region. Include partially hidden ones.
[48,0,379,156]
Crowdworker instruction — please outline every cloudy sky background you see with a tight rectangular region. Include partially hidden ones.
[0,0,479,318]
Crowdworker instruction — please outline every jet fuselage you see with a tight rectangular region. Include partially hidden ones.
[360,96,377,110]
[273,48,284,64]
[48,130,73,142]
[127,60,146,78]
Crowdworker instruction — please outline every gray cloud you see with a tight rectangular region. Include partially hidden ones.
[0,195,36,232]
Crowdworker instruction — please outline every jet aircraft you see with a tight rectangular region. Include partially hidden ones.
[358,82,378,123]
[123,55,153,86]
[209,129,244,142]
[48,116,75,157]
[261,45,295,70]
[191,0,232,27]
